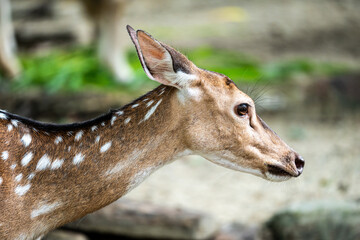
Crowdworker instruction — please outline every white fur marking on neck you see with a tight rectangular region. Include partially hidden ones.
[21,134,32,147]
[124,117,131,125]
[21,152,33,166]
[75,131,83,141]
[116,111,124,116]
[0,177,2,185]
[36,154,51,171]
[28,173,35,180]
[73,153,84,165]
[111,116,117,125]
[132,103,139,108]
[11,119,19,127]
[95,135,100,143]
[177,87,202,104]
[105,148,142,176]
[54,136,63,145]
[15,184,31,196]
[15,174,23,182]
[1,151,8,160]
[91,125,98,131]
[10,164,16,170]
[7,124,13,132]
[100,141,112,153]
[0,112,7,119]
[31,201,61,219]
[146,100,154,108]
[51,159,64,170]
[140,99,163,123]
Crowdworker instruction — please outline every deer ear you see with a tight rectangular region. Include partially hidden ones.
[127,25,196,88]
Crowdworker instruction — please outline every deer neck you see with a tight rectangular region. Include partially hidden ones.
[0,85,188,238]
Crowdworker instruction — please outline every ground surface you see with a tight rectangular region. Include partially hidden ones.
[125,115,360,224]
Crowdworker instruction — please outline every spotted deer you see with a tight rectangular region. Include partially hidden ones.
[0,25,304,240]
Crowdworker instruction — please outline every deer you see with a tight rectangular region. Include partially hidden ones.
[0,25,304,240]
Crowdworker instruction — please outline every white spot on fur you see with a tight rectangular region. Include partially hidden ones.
[100,141,112,153]
[111,116,117,125]
[140,99,163,123]
[15,174,23,182]
[177,87,202,104]
[75,131,83,141]
[31,201,61,219]
[105,149,141,176]
[132,103,139,108]
[101,122,105,126]
[11,119,19,127]
[21,134,32,147]
[32,128,38,132]
[28,173,35,180]
[146,100,154,107]
[0,112,7,119]
[143,98,148,102]
[67,146,71,151]
[36,154,51,171]
[91,125,98,131]
[0,177,2,185]
[7,124,13,132]
[10,164,17,170]
[124,117,131,125]
[54,136,63,145]
[116,111,124,116]
[73,153,84,165]
[159,89,165,96]
[15,184,31,196]
[1,151,9,160]
[21,152,33,166]
[95,135,100,143]
[51,159,64,170]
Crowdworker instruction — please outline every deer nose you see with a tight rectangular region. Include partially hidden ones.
[294,154,305,176]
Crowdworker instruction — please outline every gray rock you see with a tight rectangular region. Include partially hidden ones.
[264,200,360,240]
[44,230,88,240]
[65,199,218,240]
[214,222,262,240]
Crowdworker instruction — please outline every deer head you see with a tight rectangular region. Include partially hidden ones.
[127,25,304,182]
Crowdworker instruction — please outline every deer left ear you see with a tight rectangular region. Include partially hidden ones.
[127,25,197,89]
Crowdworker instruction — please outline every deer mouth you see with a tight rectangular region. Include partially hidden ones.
[267,164,294,177]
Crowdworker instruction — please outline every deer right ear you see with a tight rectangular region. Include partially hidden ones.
[127,25,197,89]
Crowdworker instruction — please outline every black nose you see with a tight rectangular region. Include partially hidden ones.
[295,155,305,176]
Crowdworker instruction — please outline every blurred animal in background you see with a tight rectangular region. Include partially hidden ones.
[0,0,133,82]
[307,73,360,120]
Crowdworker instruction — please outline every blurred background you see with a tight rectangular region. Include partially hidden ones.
[1,0,360,239]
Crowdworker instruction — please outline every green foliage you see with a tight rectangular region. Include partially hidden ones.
[187,46,351,83]
[0,46,352,93]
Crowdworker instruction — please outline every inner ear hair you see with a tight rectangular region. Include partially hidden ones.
[161,44,192,74]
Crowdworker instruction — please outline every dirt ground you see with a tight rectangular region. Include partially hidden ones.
[124,115,360,225]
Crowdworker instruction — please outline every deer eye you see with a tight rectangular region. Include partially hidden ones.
[236,103,249,116]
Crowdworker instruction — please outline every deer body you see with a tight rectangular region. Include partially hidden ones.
[0,86,185,239]
[0,26,304,240]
